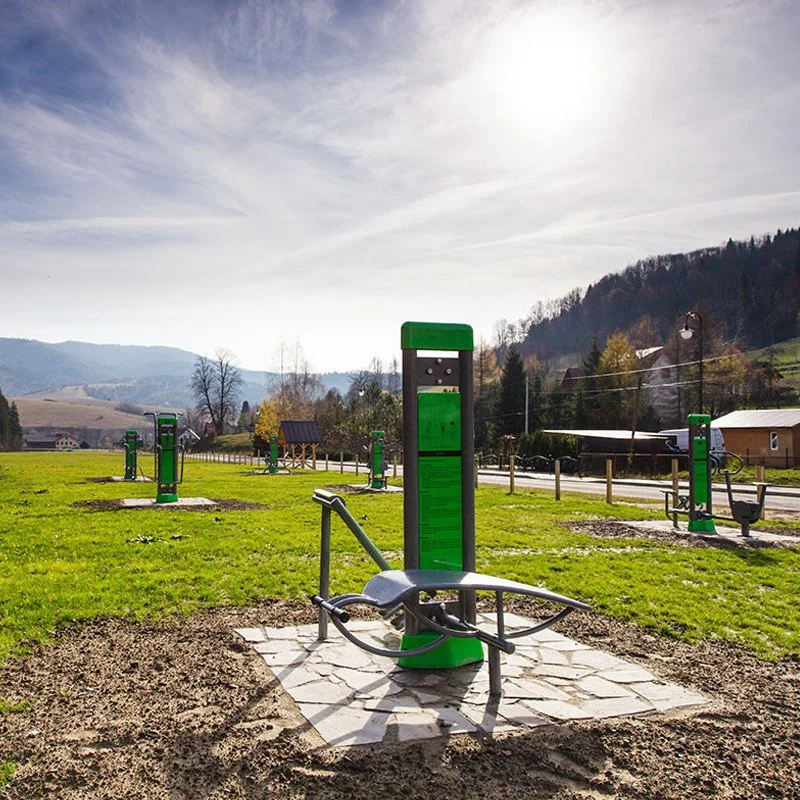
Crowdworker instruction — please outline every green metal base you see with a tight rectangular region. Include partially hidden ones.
[268,467,280,475]
[688,518,716,533]
[370,480,386,490]
[155,493,179,504]
[397,631,484,669]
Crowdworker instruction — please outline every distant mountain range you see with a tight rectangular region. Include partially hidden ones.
[0,338,351,407]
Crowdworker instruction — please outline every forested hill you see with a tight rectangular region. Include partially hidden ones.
[519,227,800,361]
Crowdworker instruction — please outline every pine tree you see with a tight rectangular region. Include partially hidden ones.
[0,388,10,450]
[8,402,23,450]
[495,345,526,437]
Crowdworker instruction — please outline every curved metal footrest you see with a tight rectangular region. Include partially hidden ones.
[312,569,590,696]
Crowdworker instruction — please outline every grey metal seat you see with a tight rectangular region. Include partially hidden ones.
[312,568,590,694]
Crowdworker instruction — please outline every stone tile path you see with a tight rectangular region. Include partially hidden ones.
[236,614,709,747]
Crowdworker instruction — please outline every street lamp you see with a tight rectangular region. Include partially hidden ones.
[680,311,703,414]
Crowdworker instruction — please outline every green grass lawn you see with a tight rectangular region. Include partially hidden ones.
[0,451,798,665]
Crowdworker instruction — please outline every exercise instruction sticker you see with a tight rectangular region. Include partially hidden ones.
[418,455,462,570]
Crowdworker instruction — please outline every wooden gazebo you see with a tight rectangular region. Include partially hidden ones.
[278,420,323,469]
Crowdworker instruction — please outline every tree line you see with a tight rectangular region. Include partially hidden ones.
[504,227,800,363]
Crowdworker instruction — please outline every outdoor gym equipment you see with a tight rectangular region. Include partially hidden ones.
[264,434,281,474]
[368,430,387,489]
[311,322,590,697]
[143,411,184,503]
[663,413,768,537]
[122,429,141,481]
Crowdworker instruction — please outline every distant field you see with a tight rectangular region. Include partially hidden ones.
[747,336,800,384]
[11,396,156,431]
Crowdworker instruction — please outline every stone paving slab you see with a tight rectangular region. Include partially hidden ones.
[120,497,217,507]
[623,518,799,545]
[236,616,709,747]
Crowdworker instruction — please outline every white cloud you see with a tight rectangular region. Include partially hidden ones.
[1,0,799,373]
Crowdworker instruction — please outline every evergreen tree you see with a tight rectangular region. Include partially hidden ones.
[8,402,23,450]
[0,388,10,450]
[495,345,526,437]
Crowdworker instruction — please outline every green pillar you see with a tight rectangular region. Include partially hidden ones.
[123,429,139,481]
[155,414,179,503]
[398,321,483,669]
[687,413,716,532]
[268,434,280,474]
[370,431,387,489]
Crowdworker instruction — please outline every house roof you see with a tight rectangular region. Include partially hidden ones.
[713,408,800,429]
[543,429,669,441]
[280,420,323,443]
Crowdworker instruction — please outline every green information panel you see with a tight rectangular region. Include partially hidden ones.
[418,392,461,451]
[418,455,462,570]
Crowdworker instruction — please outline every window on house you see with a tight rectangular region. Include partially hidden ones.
[769,431,779,451]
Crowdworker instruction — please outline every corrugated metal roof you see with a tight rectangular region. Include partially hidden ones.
[713,408,800,428]
[543,429,669,440]
[279,420,323,443]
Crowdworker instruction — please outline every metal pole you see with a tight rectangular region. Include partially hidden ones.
[554,458,561,501]
[605,458,613,504]
[671,458,680,529]
[318,506,331,641]
[698,314,704,414]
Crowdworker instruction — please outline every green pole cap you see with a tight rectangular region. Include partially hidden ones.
[687,413,711,426]
[401,321,473,352]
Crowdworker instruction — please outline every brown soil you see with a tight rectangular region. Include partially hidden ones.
[1,598,798,800]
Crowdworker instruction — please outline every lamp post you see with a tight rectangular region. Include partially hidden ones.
[680,311,703,414]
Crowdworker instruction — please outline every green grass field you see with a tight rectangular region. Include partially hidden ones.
[0,452,798,666]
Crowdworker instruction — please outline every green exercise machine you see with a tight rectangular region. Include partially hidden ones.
[144,412,184,503]
[312,322,589,696]
[368,430,387,489]
[122,429,141,481]
[663,413,768,537]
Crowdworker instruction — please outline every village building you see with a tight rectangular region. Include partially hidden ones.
[713,408,800,467]
[25,432,79,450]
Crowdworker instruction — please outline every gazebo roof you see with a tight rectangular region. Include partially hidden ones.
[279,420,323,443]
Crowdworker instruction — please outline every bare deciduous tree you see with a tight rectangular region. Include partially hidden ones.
[191,349,244,436]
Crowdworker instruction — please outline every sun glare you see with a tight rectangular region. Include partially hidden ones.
[473,7,613,137]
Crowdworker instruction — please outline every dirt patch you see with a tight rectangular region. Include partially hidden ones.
[1,601,797,799]
[569,520,800,549]
[72,499,270,512]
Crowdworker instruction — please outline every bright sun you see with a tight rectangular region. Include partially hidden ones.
[473,6,612,137]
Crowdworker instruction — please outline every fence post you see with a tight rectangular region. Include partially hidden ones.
[756,464,767,521]
[605,458,613,504]
[509,454,515,494]
[554,458,561,501]
[474,457,479,488]
[325,453,329,471]
[340,451,344,474]
[393,454,397,478]
[786,447,790,469]
[355,456,359,476]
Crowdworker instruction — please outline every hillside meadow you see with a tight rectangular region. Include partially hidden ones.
[0,451,798,666]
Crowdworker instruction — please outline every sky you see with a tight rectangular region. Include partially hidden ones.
[1,0,799,374]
